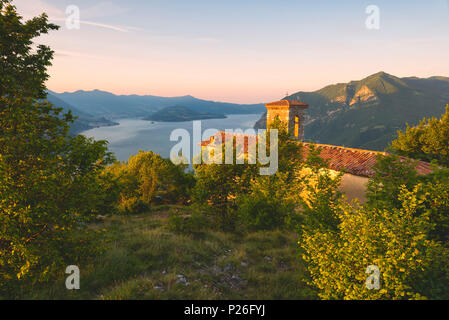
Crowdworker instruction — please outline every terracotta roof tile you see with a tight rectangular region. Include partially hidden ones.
[199,133,433,177]
[302,143,433,177]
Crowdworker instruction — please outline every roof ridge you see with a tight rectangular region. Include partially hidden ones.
[303,142,387,155]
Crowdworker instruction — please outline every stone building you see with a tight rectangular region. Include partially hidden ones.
[266,100,309,140]
[200,99,433,203]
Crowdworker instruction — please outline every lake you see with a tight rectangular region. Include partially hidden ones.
[81,114,263,162]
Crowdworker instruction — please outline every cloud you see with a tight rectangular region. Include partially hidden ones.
[54,50,104,59]
[14,0,140,33]
[49,17,139,33]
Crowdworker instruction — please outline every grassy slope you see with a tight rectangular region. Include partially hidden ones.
[29,206,315,300]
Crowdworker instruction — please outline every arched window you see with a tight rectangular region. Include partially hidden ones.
[294,116,299,137]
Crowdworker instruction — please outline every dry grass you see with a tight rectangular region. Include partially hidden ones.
[28,206,316,300]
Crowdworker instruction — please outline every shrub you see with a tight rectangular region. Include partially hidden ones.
[391,105,449,166]
[237,173,296,231]
[118,197,150,215]
[238,192,295,231]
[106,150,195,213]
[301,184,449,300]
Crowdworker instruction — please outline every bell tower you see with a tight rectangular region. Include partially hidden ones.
[265,99,309,140]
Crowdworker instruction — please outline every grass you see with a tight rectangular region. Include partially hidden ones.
[28,205,316,300]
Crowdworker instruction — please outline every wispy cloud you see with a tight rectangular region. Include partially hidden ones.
[54,50,109,60]
[49,17,140,33]
[14,0,140,33]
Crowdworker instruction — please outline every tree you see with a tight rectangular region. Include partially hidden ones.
[193,158,254,230]
[0,1,114,296]
[391,105,449,166]
[366,154,419,209]
[237,173,296,230]
[107,150,194,214]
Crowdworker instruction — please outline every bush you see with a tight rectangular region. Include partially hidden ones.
[301,187,449,300]
[106,150,195,213]
[118,197,150,215]
[237,173,297,231]
[391,104,449,166]
[238,193,295,231]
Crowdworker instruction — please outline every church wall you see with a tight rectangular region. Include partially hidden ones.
[339,173,369,203]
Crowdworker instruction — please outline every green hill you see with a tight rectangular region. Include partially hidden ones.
[255,72,449,150]
[144,105,226,122]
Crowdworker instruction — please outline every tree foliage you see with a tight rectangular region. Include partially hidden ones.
[391,105,449,166]
[107,150,194,214]
[301,186,449,300]
[300,151,449,300]
[0,1,114,296]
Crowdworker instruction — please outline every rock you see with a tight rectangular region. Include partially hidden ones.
[240,262,248,267]
[176,274,189,286]
[230,275,248,288]
[264,256,272,262]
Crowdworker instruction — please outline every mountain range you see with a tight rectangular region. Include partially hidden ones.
[49,90,264,118]
[255,72,449,150]
[46,93,118,135]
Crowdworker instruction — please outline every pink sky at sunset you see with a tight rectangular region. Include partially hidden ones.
[14,0,449,104]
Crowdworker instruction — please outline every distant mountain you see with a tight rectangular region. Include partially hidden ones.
[255,72,449,150]
[46,93,118,135]
[144,105,226,122]
[49,90,265,119]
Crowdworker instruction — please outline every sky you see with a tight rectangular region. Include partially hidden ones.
[12,0,449,104]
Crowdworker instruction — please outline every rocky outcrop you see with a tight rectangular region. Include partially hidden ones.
[349,85,378,106]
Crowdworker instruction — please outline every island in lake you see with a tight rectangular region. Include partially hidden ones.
[144,105,227,122]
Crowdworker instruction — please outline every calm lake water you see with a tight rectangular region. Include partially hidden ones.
[81,114,263,162]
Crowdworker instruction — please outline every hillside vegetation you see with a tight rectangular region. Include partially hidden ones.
[46,93,118,135]
[255,72,449,150]
[144,105,226,122]
[27,207,313,300]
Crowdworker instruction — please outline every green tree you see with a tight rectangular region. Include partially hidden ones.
[0,1,114,296]
[391,105,449,166]
[366,154,419,208]
[297,144,343,234]
[193,158,254,230]
[301,185,449,300]
[107,150,194,214]
[237,173,296,230]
